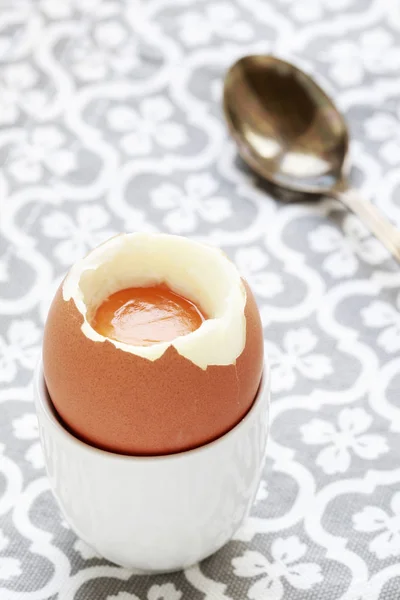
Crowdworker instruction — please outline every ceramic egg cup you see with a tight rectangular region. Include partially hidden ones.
[35,361,269,573]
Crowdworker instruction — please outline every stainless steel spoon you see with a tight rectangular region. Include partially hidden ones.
[223,55,400,262]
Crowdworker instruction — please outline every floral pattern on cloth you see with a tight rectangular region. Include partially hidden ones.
[1,0,400,599]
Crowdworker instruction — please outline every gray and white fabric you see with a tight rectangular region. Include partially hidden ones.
[1,0,400,598]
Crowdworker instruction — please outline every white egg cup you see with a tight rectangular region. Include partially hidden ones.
[34,360,269,573]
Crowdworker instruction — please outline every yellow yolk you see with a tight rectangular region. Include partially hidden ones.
[91,284,206,346]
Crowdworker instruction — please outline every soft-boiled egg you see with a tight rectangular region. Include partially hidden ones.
[43,233,264,456]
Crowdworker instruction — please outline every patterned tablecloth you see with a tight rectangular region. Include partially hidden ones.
[1,0,400,598]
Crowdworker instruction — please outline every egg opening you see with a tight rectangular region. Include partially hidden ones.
[63,232,247,369]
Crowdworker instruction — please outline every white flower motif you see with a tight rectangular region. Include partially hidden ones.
[301,407,388,475]
[0,530,9,553]
[13,413,38,440]
[255,480,268,505]
[322,28,400,86]
[123,208,158,234]
[361,293,400,354]
[0,36,12,58]
[264,328,332,393]
[353,492,400,559]
[232,536,322,598]
[69,20,138,80]
[108,584,182,600]
[25,442,44,470]
[40,0,114,19]
[178,1,253,47]
[365,107,400,165]
[13,414,43,469]
[39,0,76,18]
[280,0,355,22]
[107,97,187,157]
[309,216,388,278]
[147,583,182,600]
[0,557,22,581]
[73,539,100,560]
[235,246,283,299]
[41,205,116,266]
[3,63,38,89]
[108,594,140,600]
[151,174,232,234]
[8,126,76,183]
[0,62,39,125]
[211,78,223,103]
[0,257,9,282]
[0,320,41,383]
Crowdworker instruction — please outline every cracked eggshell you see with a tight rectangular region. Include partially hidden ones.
[42,233,264,456]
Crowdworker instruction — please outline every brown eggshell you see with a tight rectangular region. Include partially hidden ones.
[42,280,264,456]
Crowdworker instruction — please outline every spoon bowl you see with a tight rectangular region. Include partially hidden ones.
[224,55,349,194]
[223,54,400,262]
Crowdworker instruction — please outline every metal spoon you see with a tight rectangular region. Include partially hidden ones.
[223,55,400,262]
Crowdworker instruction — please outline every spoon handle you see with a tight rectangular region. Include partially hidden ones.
[334,187,400,263]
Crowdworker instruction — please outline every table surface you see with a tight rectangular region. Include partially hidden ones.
[1,0,400,598]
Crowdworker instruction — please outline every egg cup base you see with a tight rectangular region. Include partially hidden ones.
[35,360,270,572]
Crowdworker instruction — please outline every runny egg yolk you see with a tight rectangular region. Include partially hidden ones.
[91,284,207,346]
